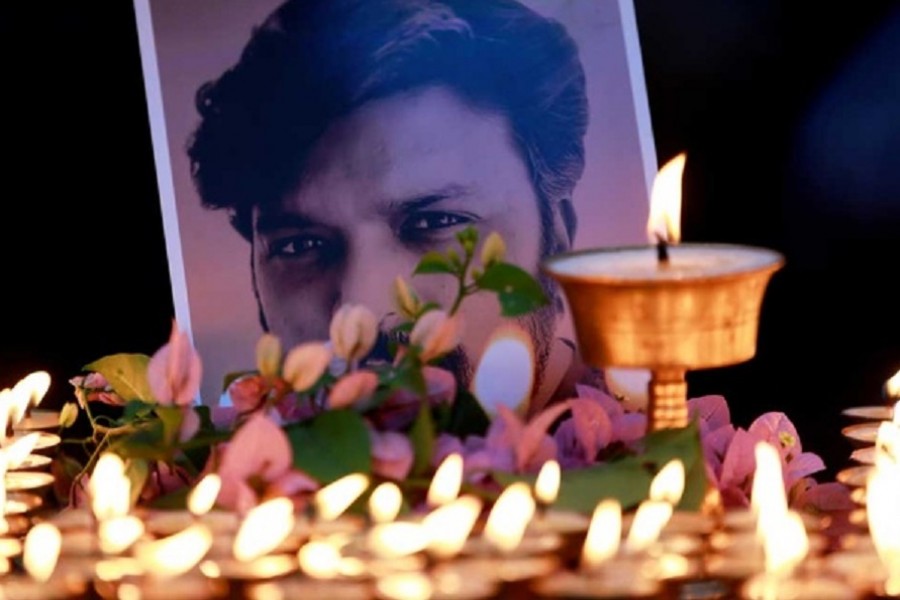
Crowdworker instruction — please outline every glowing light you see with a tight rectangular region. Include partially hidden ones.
[763,511,809,578]
[867,466,900,594]
[233,497,295,562]
[188,474,221,516]
[582,499,622,571]
[369,482,403,524]
[298,540,343,579]
[12,371,51,412]
[1,433,41,469]
[90,453,130,521]
[483,482,535,553]
[534,460,561,506]
[368,522,429,559]
[315,474,369,521]
[422,495,482,559]
[427,454,463,507]
[647,153,686,245]
[23,523,61,582]
[134,524,213,578]
[751,442,787,539]
[885,371,900,400]
[649,460,685,505]
[624,500,673,554]
[376,572,433,600]
[99,516,145,555]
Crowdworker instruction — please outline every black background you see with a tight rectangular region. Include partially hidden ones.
[2,2,898,475]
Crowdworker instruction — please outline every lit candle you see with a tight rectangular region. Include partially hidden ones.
[427,454,463,508]
[11,371,58,432]
[369,482,403,524]
[527,459,591,539]
[866,463,900,597]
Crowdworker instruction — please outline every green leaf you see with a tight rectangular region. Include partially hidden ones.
[155,406,184,447]
[441,390,491,438]
[475,263,548,316]
[149,487,190,510]
[409,402,435,477]
[413,251,456,275]
[494,422,707,513]
[85,353,156,403]
[123,399,154,422]
[110,421,168,461]
[286,410,371,484]
[125,459,149,507]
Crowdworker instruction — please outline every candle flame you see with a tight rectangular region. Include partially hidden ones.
[875,421,899,470]
[13,371,51,411]
[298,540,343,579]
[763,511,809,578]
[99,515,145,555]
[1,432,40,469]
[624,500,673,554]
[483,482,535,553]
[134,524,213,578]
[422,495,482,559]
[649,460,685,505]
[369,482,403,524]
[90,453,131,521]
[647,152,686,245]
[315,473,369,521]
[368,522,429,559]
[233,497,295,562]
[751,442,787,537]
[581,499,622,571]
[6,387,33,428]
[534,460,561,506]
[376,572,433,600]
[188,474,221,516]
[867,466,900,593]
[886,371,900,400]
[23,522,61,582]
[427,453,463,507]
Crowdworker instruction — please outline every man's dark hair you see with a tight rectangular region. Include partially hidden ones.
[188,0,588,257]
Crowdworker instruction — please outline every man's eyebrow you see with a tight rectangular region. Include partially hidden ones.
[255,211,319,233]
[384,184,472,215]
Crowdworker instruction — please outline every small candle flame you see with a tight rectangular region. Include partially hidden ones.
[649,459,685,505]
[422,495,483,559]
[1,432,40,469]
[427,453,463,507]
[483,482,535,553]
[581,499,622,571]
[134,524,213,578]
[99,515,145,555]
[647,153,686,245]
[376,572,433,600]
[23,522,61,582]
[6,387,33,428]
[12,371,51,412]
[315,473,369,521]
[368,522,429,559]
[233,497,295,562]
[369,482,403,524]
[867,466,900,594]
[298,540,343,579]
[534,460,561,506]
[763,511,809,578]
[751,442,787,536]
[90,453,131,521]
[886,371,900,400]
[624,500,673,554]
[188,474,221,516]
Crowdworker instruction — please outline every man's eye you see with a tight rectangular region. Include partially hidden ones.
[266,234,345,268]
[399,212,474,243]
[269,236,324,257]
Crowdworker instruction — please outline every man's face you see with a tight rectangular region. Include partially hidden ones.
[251,86,553,387]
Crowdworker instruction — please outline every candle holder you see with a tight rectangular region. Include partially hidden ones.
[543,244,784,433]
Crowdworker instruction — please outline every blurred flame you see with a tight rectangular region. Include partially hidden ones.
[427,453,463,507]
[376,572,433,600]
[752,442,787,538]
[90,453,130,521]
[99,516,145,555]
[298,540,343,579]
[483,482,535,553]
[23,522,61,582]
[369,482,402,524]
[368,522,429,559]
[624,500,673,554]
[6,387,32,428]
[1,433,40,469]
[582,499,622,571]
[315,473,369,521]
[95,558,144,581]
[233,497,295,562]
[886,371,900,400]
[875,421,899,469]
[0,389,15,440]
[646,153,686,245]
[867,466,900,594]
[893,400,900,426]
[134,524,213,578]
[422,495,482,559]
[534,460,561,506]
[13,371,51,411]
[649,460,685,505]
[763,511,809,578]
[188,474,221,516]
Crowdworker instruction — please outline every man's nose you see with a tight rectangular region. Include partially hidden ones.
[338,232,404,329]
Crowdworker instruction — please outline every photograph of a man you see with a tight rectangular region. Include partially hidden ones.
[136,0,656,406]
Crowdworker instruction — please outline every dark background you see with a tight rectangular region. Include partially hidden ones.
[2,2,898,475]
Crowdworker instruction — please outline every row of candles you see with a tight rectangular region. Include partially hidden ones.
[0,370,898,599]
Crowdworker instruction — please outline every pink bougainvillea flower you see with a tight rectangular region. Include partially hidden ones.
[717,428,762,507]
[330,304,378,364]
[748,412,826,487]
[147,321,202,406]
[574,384,646,445]
[213,412,317,513]
[474,401,572,474]
[282,342,331,392]
[179,408,200,442]
[328,370,379,410]
[790,479,855,513]
[409,310,462,363]
[369,429,414,481]
[688,395,731,431]
[68,373,125,408]
[140,462,193,504]
[554,398,613,467]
